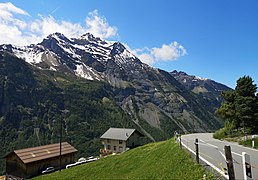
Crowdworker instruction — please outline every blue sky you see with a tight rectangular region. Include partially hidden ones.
[0,0,257,88]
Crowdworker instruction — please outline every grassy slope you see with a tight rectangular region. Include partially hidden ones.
[34,139,212,180]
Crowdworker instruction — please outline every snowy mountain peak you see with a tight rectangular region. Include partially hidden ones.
[79,32,109,46]
[111,42,126,55]
[171,70,187,76]
[0,32,146,82]
[45,32,71,43]
[80,32,95,40]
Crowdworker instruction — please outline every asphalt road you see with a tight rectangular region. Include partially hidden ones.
[181,133,258,180]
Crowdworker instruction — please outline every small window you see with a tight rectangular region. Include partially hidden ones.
[119,140,123,144]
[113,146,116,151]
[107,139,111,143]
[107,145,111,150]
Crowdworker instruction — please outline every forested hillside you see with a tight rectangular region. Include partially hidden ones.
[0,52,138,174]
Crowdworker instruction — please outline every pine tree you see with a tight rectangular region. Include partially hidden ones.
[235,76,258,133]
[216,90,239,128]
[216,76,258,133]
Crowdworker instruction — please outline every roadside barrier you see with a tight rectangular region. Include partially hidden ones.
[177,136,258,180]
[179,137,229,179]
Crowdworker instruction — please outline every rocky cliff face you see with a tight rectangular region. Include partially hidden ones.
[170,70,231,112]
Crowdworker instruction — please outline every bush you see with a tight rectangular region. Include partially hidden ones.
[213,127,227,139]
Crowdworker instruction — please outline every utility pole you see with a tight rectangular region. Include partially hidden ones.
[224,145,235,180]
[59,117,62,171]
[59,109,69,171]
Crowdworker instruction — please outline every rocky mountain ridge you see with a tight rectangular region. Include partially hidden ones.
[170,70,231,112]
[0,32,229,135]
[0,32,143,82]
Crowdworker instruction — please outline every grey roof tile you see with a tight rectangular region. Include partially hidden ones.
[100,128,136,141]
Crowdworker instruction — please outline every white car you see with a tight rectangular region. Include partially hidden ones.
[42,167,55,174]
[78,157,86,163]
[86,156,99,162]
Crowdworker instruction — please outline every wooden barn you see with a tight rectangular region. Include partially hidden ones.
[5,142,77,178]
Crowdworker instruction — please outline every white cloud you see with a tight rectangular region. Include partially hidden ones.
[29,15,87,40]
[138,53,155,65]
[151,42,187,61]
[85,9,117,39]
[0,2,29,21]
[128,42,187,65]
[0,3,118,46]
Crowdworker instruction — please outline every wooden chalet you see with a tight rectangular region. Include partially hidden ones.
[5,142,77,178]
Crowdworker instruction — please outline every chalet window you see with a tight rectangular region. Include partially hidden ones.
[107,139,111,143]
[107,145,111,150]
[119,140,123,144]
[113,146,116,151]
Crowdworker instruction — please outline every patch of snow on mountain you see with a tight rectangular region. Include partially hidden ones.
[122,49,136,59]
[59,45,81,60]
[72,43,110,61]
[13,47,43,64]
[194,76,208,81]
[113,56,125,66]
[72,44,87,50]
[79,33,112,48]
[75,63,102,81]
[49,66,57,71]
[51,33,72,43]
[75,64,94,80]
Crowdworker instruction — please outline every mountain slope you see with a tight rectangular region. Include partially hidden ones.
[0,32,225,135]
[170,70,231,112]
[0,33,229,174]
[33,139,213,180]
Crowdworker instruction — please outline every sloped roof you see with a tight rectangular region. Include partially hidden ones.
[100,128,142,141]
[5,142,77,164]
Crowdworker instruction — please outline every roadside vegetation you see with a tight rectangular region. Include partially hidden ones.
[33,138,213,180]
[214,76,258,142]
[239,138,258,149]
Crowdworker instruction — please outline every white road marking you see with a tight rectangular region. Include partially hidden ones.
[195,139,227,164]
[199,139,205,143]
[231,151,242,157]
[206,143,219,149]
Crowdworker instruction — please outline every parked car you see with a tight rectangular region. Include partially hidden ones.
[86,156,99,162]
[42,167,55,174]
[78,157,86,163]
